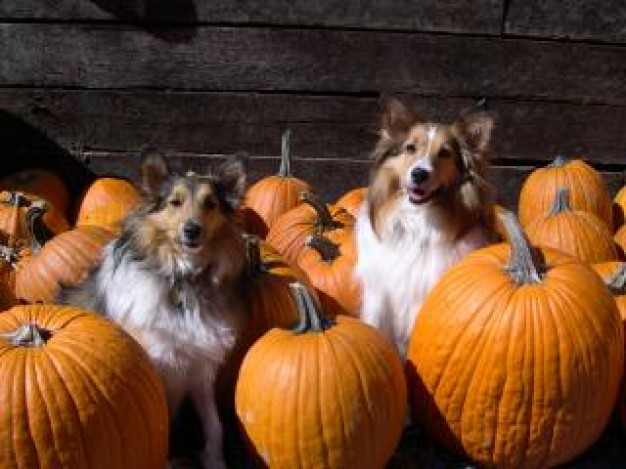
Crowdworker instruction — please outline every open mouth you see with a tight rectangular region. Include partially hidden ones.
[407,185,441,205]
[180,239,203,251]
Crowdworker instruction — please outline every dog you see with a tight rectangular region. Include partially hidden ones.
[59,149,249,468]
[355,97,497,360]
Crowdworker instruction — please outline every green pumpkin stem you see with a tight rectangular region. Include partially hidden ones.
[549,188,571,216]
[501,211,545,284]
[606,265,626,294]
[300,192,339,232]
[305,234,340,263]
[278,129,293,177]
[290,282,332,333]
[549,155,569,168]
[243,234,267,276]
[0,323,52,347]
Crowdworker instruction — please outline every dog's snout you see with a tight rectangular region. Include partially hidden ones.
[183,221,202,239]
[411,167,430,185]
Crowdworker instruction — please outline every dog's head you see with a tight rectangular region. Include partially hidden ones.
[125,150,248,280]
[367,97,495,235]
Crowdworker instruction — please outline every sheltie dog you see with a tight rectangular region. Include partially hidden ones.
[59,150,249,468]
[356,97,498,360]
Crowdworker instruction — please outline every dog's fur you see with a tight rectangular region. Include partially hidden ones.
[356,97,497,360]
[59,151,249,468]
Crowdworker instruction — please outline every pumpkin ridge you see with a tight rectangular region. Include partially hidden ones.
[13,352,38,467]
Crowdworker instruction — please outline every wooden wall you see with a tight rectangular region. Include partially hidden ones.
[1,0,625,210]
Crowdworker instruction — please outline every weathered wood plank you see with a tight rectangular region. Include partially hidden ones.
[0,0,504,34]
[83,152,625,211]
[2,89,626,165]
[1,25,626,105]
[505,1,626,44]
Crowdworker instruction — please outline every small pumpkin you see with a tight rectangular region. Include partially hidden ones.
[240,130,312,238]
[266,192,354,266]
[76,177,141,226]
[0,304,169,468]
[0,169,70,217]
[296,233,361,317]
[334,187,366,217]
[518,156,613,228]
[406,212,623,468]
[235,283,407,468]
[525,188,619,263]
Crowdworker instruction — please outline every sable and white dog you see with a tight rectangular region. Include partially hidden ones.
[59,150,249,468]
[356,97,497,360]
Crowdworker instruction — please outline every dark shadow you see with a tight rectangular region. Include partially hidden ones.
[0,110,95,206]
[90,0,199,44]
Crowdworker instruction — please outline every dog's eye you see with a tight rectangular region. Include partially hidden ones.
[405,143,416,154]
[168,198,183,207]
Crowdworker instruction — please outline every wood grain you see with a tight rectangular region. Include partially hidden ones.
[1,25,626,105]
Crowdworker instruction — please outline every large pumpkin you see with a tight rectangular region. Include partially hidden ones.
[0,192,65,244]
[0,169,70,217]
[266,192,354,266]
[406,212,623,468]
[76,177,141,227]
[518,156,613,228]
[334,187,366,217]
[525,188,619,263]
[236,283,407,468]
[240,130,312,238]
[0,304,168,468]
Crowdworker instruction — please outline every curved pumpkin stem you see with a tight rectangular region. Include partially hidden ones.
[0,323,52,347]
[243,234,267,276]
[549,188,571,216]
[501,211,545,285]
[305,234,340,263]
[24,201,53,252]
[548,155,568,168]
[290,282,332,333]
[300,192,339,232]
[278,129,293,177]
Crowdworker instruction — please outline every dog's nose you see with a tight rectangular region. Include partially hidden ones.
[183,221,202,240]
[411,167,430,185]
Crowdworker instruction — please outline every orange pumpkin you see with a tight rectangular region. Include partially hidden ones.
[613,185,626,231]
[0,191,66,244]
[241,130,312,238]
[0,257,17,310]
[0,169,70,217]
[266,192,354,266]
[0,304,168,468]
[616,225,626,257]
[76,177,141,226]
[525,188,619,263]
[14,225,115,304]
[296,233,361,316]
[235,283,407,468]
[406,212,623,468]
[334,187,366,217]
[518,156,613,228]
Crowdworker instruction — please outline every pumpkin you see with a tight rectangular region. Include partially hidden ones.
[296,233,361,317]
[0,257,17,310]
[613,185,626,230]
[76,177,141,226]
[616,225,626,257]
[76,202,133,233]
[518,156,613,228]
[0,304,168,468]
[525,188,619,263]
[0,191,68,242]
[241,130,312,238]
[235,283,407,468]
[266,192,354,266]
[0,169,70,217]
[406,212,623,468]
[334,187,366,217]
[14,225,115,304]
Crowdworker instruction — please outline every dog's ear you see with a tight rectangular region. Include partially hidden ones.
[454,111,495,153]
[140,147,170,194]
[215,153,248,210]
[379,95,418,140]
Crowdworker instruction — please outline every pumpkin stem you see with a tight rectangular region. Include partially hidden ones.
[290,282,332,333]
[549,155,568,168]
[24,201,53,252]
[305,234,340,263]
[606,265,626,294]
[300,192,339,232]
[501,211,545,284]
[243,233,267,276]
[549,188,571,216]
[278,129,293,177]
[0,323,52,347]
